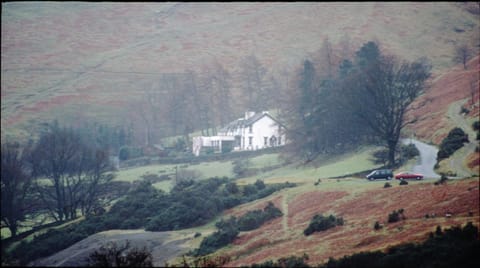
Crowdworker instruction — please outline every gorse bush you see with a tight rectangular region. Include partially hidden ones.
[437,127,469,161]
[304,214,344,236]
[193,217,239,256]
[237,202,283,231]
[192,202,283,256]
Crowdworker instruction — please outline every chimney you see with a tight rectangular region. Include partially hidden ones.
[245,111,255,119]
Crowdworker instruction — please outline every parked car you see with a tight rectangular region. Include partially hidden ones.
[395,171,424,180]
[366,169,393,181]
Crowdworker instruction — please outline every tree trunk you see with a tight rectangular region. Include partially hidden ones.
[387,140,396,168]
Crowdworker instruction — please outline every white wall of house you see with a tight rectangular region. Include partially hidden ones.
[243,115,286,150]
[192,135,235,156]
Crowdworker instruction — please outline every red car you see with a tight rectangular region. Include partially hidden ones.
[395,171,424,180]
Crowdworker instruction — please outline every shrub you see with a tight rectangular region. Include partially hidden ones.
[254,179,266,190]
[237,202,282,231]
[193,217,239,256]
[399,180,408,185]
[374,221,382,230]
[400,143,420,162]
[388,209,405,223]
[304,214,344,236]
[473,121,480,131]
[88,241,153,267]
[460,106,470,114]
[225,182,239,194]
[384,182,392,188]
[251,254,310,268]
[118,146,144,161]
[434,175,449,185]
[437,128,469,161]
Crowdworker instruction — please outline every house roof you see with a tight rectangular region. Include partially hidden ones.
[219,112,286,133]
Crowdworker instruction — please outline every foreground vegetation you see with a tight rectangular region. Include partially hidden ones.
[2,177,294,265]
[247,222,480,268]
[153,222,480,267]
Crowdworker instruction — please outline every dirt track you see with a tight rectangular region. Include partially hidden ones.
[30,229,193,267]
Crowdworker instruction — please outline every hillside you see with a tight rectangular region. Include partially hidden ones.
[220,178,479,266]
[2,2,479,140]
[32,177,479,266]
[405,56,480,175]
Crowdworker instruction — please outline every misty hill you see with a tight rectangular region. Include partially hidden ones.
[2,2,479,141]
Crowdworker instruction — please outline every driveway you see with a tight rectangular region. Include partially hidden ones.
[401,138,440,179]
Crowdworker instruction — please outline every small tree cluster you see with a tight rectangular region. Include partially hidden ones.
[388,209,405,223]
[304,214,344,236]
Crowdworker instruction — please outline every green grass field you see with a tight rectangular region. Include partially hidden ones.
[237,146,383,185]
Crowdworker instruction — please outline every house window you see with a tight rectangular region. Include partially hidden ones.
[249,137,253,146]
[264,137,268,146]
[278,136,282,145]
[249,125,253,133]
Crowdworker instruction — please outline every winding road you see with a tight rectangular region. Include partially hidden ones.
[401,138,440,179]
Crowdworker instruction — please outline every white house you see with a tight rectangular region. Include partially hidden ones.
[192,111,287,156]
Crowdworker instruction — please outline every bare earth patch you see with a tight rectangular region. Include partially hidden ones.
[31,229,193,267]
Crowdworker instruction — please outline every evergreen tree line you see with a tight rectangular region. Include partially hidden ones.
[281,40,431,167]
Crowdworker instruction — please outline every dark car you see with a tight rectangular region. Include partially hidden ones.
[366,169,393,181]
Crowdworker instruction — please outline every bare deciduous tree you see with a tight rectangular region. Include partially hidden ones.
[30,122,113,222]
[453,44,473,70]
[1,142,33,237]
